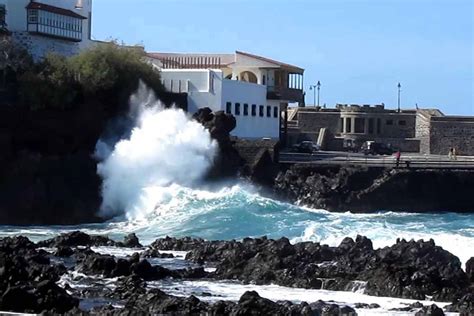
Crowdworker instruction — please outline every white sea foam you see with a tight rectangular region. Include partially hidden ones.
[96,83,217,220]
[149,280,457,316]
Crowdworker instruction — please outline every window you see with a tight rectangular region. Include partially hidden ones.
[28,9,38,23]
[226,102,232,114]
[263,75,266,85]
[377,118,382,134]
[266,106,271,117]
[354,118,365,133]
[26,5,84,42]
[368,118,374,134]
[399,120,406,126]
[243,103,249,116]
[386,119,393,126]
[273,106,279,118]
[235,103,241,115]
[251,104,257,116]
[340,118,344,133]
[259,105,264,117]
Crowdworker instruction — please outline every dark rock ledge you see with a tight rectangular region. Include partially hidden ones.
[1,232,472,315]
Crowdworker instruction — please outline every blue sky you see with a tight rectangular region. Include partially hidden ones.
[92,0,473,115]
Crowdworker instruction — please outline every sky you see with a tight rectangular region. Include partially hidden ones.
[92,0,473,115]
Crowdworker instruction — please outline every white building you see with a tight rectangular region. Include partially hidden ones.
[147,51,305,141]
[0,0,93,60]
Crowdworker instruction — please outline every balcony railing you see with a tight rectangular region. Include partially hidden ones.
[267,85,304,103]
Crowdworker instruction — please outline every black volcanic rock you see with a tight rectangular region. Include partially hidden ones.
[120,233,142,248]
[37,231,117,248]
[274,165,474,213]
[0,237,77,314]
[466,257,474,282]
[151,235,470,301]
[193,108,243,179]
[415,304,445,316]
[445,292,474,315]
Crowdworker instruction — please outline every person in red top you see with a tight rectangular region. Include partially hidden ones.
[395,150,401,167]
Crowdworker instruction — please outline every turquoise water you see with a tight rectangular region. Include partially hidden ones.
[1,183,473,266]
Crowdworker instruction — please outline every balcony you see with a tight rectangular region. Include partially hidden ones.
[267,85,304,103]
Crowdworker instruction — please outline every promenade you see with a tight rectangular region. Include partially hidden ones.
[279,151,474,169]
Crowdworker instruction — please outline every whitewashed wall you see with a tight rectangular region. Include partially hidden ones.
[222,79,279,139]
[160,69,223,114]
[160,68,280,139]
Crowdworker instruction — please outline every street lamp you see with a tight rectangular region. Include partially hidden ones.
[309,81,321,106]
[397,82,401,113]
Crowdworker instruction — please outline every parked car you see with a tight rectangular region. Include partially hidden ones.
[292,141,320,154]
[342,138,359,152]
[361,141,394,155]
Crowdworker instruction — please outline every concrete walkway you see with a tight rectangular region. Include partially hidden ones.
[279,151,474,169]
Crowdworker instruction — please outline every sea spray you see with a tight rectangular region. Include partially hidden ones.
[96,83,217,219]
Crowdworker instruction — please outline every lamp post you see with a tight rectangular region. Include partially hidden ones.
[397,82,401,113]
[309,81,321,107]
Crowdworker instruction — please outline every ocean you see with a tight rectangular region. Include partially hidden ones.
[1,86,472,315]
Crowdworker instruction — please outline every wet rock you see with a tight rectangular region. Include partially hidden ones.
[415,304,445,316]
[466,257,474,282]
[274,165,474,213]
[77,253,119,278]
[54,246,75,257]
[141,248,175,258]
[0,280,78,314]
[120,233,142,248]
[354,303,380,309]
[151,235,469,301]
[231,290,283,315]
[445,292,474,315]
[110,274,147,300]
[38,231,117,248]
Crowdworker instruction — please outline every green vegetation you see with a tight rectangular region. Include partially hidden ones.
[0,38,33,89]
[7,41,163,110]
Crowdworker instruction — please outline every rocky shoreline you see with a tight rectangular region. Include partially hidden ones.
[272,165,474,213]
[0,232,472,315]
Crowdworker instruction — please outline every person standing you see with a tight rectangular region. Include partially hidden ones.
[453,147,457,160]
[395,150,401,167]
[448,147,453,160]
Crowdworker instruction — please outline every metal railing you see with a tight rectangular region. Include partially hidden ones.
[278,152,474,170]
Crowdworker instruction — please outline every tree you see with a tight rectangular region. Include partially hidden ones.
[0,38,32,89]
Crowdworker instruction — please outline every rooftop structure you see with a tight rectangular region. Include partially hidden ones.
[0,0,93,59]
[148,51,305,142]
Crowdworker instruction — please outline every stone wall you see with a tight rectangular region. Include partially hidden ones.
[415,111,432,154]
[376,113,416,138]
[12,32,82,60]
[297,111,341,134]
[429,117,474,156]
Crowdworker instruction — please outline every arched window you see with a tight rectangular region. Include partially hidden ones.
[239,71,258,84]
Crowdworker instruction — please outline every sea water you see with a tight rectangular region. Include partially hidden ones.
[1,85,472,315]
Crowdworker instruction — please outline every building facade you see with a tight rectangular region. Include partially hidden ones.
[147,51,305,141]
[288,104,474,155]
[0,0,93,60]
[288,104,420,152]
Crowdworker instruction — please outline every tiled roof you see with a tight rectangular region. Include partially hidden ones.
[26,2,87,19]
[236,51,304,73]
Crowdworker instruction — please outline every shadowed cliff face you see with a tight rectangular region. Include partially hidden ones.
[274,166,474,213]
[0,105,108,225]
[0,91,187,225]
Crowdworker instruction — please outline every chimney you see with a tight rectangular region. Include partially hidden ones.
[75,0,83,9]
